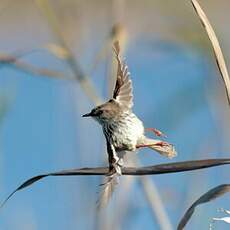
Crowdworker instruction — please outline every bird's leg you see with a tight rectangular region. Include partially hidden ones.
[136,141,169,149]
[146,128,166,137]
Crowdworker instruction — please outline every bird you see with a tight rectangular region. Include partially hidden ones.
[82,41,177,207]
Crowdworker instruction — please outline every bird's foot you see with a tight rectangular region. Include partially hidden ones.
[146,128,167,137]
[154,141,169,147]
[117,158,124,167]
[108,164,122,176]
[136,142,168,148]
[108,156,122,176]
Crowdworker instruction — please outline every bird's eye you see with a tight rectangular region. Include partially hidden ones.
[97,110,103,116]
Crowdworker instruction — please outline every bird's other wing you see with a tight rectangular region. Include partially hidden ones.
[113,41,133,109]
[97,140,119,209]
[97,172,119,209]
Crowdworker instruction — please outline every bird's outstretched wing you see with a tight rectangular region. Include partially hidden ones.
[97,139,120,209]
[113,41,133,109]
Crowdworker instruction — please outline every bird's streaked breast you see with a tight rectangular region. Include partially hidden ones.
[102,112,144,151]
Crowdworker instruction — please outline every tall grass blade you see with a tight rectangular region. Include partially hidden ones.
[191,0,230,104]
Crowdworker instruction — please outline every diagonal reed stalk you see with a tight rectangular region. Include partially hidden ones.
[36,0,102,105]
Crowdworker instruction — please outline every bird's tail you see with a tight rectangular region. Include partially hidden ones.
[141,137,177,159]
[97,166,121,209]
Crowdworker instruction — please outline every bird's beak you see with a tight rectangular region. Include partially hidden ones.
[82,112,92,117]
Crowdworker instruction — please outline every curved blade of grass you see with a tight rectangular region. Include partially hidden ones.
[177,184,230,230]
[1,158,230,209]
[191,0,230,105]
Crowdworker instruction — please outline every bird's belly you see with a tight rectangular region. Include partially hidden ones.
[104,116,144,152]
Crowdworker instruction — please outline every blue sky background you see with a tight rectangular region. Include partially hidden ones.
[0,1,229,229]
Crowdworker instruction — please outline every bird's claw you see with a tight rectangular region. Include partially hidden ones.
[108,164,121,176]
[108,156,122,176]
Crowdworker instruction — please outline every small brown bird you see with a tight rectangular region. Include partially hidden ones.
[83,41,176,207]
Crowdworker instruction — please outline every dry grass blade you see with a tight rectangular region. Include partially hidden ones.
[0,52,66,78]
[1,158,230,209]
[36,0,102,104]
[12,60,65,78]
[177,184,230,230]
[0,54,18,64]
[191,0,230,105]
[45,43,70,59]
[0,175,47,209]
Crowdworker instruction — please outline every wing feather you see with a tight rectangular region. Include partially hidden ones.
[113,41,133,109]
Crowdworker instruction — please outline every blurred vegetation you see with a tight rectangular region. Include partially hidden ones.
[0,0,229,230]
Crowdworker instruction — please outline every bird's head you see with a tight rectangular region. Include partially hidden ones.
[82,99,121,124]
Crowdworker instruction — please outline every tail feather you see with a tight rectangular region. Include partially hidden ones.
[143,137,177,159]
